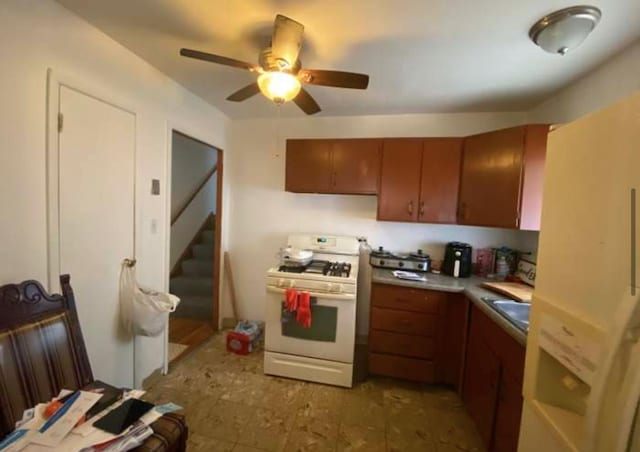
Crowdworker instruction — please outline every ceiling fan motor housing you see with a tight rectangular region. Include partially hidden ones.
[259,47,301,74]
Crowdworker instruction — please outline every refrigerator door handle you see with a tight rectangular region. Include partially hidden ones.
[632,188,637,296]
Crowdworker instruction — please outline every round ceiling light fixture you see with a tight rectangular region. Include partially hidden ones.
[257,71,302,104]
[529,5,602,55]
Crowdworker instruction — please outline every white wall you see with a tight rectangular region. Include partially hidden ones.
[228,112,539,334]
[0,0,230,386]
[171,132,218,217]
[528,39,640,123]
[170,132,218,270]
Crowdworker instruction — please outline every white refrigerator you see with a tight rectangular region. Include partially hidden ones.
[519,91,640,452]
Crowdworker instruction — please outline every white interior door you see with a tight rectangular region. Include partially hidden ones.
[58,85,135,388]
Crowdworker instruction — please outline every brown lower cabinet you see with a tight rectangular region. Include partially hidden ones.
[368,283,469,387]
[462,302,525,452]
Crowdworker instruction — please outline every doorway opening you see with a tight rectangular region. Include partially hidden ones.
[168,130,223,363]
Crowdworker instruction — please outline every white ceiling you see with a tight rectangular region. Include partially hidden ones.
[56,0,640,119]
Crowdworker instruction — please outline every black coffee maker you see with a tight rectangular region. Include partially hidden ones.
[443,242,472,278]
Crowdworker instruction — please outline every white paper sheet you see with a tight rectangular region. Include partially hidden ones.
[9,391,157,452]
[29,392,102,448]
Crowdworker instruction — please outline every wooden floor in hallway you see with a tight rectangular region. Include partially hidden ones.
[168,317,214,364]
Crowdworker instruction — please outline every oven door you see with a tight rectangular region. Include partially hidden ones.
[264,286,356,363]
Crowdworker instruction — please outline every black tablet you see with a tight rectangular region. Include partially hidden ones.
[92,399,154,435]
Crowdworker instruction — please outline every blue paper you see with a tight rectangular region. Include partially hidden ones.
[154,402,183,414]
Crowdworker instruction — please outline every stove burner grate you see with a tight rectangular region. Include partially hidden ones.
[277,260,351,278]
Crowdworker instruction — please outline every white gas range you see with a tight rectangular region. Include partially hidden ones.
[264,234,359,387]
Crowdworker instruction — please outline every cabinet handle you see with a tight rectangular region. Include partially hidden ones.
[419,201,425,217]
[632,189,636,296]
[407,201,414,215]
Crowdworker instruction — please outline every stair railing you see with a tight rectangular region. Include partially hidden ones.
[171,164,217,226]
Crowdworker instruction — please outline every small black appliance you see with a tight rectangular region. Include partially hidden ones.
[443,242,472,278]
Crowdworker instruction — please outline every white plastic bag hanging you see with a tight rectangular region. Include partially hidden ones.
[119,260,180,337]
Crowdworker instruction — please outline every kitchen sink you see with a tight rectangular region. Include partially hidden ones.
[481,297,531,332]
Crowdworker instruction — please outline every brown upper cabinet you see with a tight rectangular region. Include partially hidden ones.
[378,138,463,223]
[285,126,548,230]
[457,125,549,230]
[285,139,381,194]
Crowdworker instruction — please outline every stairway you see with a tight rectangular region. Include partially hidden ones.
[170,224,215,322]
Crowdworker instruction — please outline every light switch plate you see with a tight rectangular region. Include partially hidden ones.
[151,179,160,195]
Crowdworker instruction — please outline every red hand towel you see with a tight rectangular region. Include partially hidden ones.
[285,288,298,312]
[296,292,312,328]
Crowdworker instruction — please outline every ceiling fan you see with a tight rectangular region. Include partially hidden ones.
[179,14,370,115]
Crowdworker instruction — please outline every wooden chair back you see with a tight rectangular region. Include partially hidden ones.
[0,275,93,437]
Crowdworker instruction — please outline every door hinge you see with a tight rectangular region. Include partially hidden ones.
[57,113,64,133]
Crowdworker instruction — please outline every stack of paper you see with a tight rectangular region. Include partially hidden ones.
[392,270,427,282]
[0,389,181,452]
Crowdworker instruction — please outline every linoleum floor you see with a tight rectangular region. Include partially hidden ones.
[144,332,485,452]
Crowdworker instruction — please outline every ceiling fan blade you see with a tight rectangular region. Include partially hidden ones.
[299,69,369,89]
[226,83,261,102]
[271,15,304,69]
[294,88,321,115]
[180,48,257,71]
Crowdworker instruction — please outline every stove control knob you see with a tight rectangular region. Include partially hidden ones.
[280,280,294,288]
[379,260,385,266]
[398,261,404,268]
[378,246,384,252]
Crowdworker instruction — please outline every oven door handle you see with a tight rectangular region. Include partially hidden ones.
[266,286,355,301]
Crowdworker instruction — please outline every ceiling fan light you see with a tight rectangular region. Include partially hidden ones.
[257,71,301,104]
[530,5,601,55]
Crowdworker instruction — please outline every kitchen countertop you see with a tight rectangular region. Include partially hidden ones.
[371,268,528,346]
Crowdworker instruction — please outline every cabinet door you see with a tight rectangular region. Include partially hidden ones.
[493,370,524,452]
[518,125,548,231]
[463,314,501,449]
[371,284,444,314]
[285,139,332,192]
[369,353,436,383]
[331,139,381,194]
[369,330,436,359]
[419,138,463,223]
[370,307,438,337]
[458,127,525,228]
[377,139,422,221]
[440,294,469,389]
